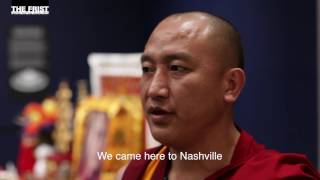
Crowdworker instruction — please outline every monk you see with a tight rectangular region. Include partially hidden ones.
[122,11,320,180]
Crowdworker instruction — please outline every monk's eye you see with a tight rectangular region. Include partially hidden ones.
[142,66,155,74]
[169,65,187,72]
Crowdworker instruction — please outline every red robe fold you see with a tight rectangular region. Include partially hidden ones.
[123,129,320,180]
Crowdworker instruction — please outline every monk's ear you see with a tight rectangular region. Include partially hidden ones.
[223,68,246,103]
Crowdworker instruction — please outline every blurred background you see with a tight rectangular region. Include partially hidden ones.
[0,0,318,179]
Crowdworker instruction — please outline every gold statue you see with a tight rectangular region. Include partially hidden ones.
[53,81,73,154]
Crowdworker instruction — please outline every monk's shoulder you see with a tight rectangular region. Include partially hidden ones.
[234,150,320,179]
[121,146,163,180]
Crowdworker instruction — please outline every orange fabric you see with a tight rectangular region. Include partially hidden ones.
[142,146,168,180]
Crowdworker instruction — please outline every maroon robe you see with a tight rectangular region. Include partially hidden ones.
[123,129,320,180]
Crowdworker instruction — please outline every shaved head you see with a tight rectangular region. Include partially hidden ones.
[147,11,244,69]
[141,11,246,152]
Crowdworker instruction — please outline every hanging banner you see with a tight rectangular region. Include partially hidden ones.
[8,25,49,99]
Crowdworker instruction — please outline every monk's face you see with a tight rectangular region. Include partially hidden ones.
[141,16,227,148]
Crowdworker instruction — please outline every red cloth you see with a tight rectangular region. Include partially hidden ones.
[123,129,320,180]
[17,143,35,175]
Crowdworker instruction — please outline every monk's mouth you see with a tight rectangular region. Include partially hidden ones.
[147,106,173,115]
[147,106,175,122]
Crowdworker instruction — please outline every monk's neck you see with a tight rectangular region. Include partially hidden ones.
[168,123,240,180]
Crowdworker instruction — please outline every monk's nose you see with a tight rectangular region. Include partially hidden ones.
[147,69,169,100]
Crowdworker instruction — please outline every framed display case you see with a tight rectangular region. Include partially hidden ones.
[72,53,158,179]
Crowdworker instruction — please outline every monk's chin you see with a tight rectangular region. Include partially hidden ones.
[149,126,176,146]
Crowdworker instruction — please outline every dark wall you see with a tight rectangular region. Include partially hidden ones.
[0,0,317,167]
[0,0,145,164]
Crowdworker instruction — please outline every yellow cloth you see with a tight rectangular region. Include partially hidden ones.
[142,146,168,180]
